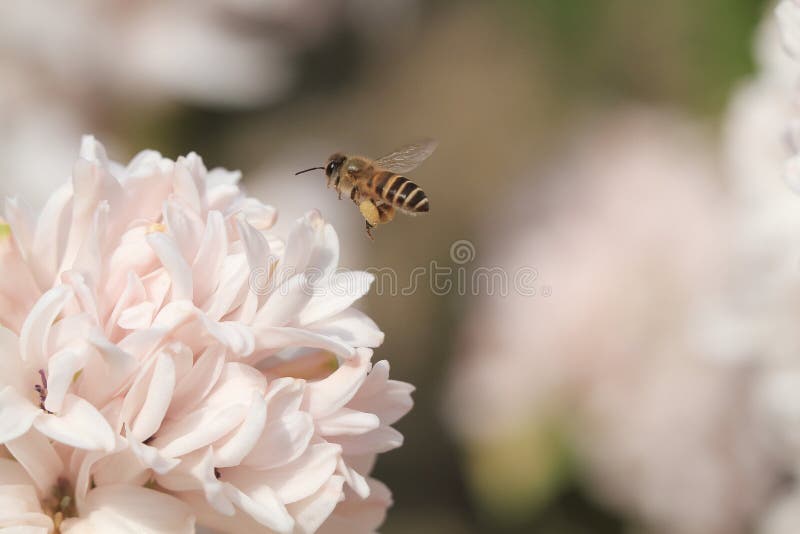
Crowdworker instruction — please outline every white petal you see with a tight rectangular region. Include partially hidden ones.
[5,431,63,494]
[0,327,25,387]
[164,200,204,264]
[337,457,370,498]
[302,349,371,418]
[155,448,233,515]
[242,412,314,470]
[298,272,374,326]
[20,285,73,370]
[34,394,115,451]
[306,223,340,278]
[287,475,345,534]
[347,360,415,426]
[193,210,228,305]
[222,482,294,533]
[154,404,246,458]
[31,183,73,289]
[147,232,193,301]
[316,409,380,437]
[233,443,340,504]
[62,485,195,534]
[279,215,316,278]
[254,327,355,362]
[214,391,267,468]
[43,349,89,414]
[236,217,271,274]
[0,387,39,443]
[309,309,385,349]
[117,302,156,330]
[316,478,391,534]
[130,353,175,441]
[169,347,225,420]
[204,254,250,321]
[253,274,311,328]
[128,438,180,476]
[329,426,404,456]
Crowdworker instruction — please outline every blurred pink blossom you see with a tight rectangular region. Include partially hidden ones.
[445,110,777,534]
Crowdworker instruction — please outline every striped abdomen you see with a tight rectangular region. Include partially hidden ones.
[369,171,429,213]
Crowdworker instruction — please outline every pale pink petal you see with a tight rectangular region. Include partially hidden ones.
[328,427,404,456]
[253,274,312,328]
[308,309,385,350]
[0,458,37,486]
[348,361,415,426]
[288,475,346,534]
[156,448,234,516]
[193,210,228,305]
[31,183,73,289]
[306,223,340,278]
[0,327,25,387]
[74,435,130,510]
[61,485,195,534]
[232,443,340,504]
[164,201,204,264]
[214,391,268,468]
[204,254,250,321]
[127,436,181,475]
[20,285,73,370]
[236,217,271,275]
[336,457,370,499]
[0,387,40,443]
[130,352,175,441]
[147,232,193,302]
[253,327,355,362]
[34,394,115,451]
[318,479,392,534]
[302,349,371,418]
[154,404,247,458]
[279,214,316,280]
[298,272,374,326]
[222,482,294,533]
[117,301,156,331]
[44,349,89,414]
[242,412,314,470]
[316,409,380,437]
[79,333,139,407]
[169,347,225,420]
[5,431,63,494]
[0,471,52,530]
[4,197,35,263]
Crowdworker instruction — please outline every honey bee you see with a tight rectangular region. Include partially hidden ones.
[295,139,436,238]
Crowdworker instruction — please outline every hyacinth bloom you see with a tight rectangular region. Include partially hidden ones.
[0,136,413,532]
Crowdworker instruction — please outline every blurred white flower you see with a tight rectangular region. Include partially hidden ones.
[0,136,412,532]
[444,110,776,533]
[777,0,800,60]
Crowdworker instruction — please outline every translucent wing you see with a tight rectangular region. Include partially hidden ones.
[373,138,438,173]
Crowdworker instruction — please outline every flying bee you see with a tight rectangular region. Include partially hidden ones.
[295,138,436,239]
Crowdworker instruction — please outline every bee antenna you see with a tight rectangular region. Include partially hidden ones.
[295,166,325,176]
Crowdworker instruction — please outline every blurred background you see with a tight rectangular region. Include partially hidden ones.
[7,0,800,532]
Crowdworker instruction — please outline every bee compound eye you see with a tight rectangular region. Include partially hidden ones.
[326,162,335,175]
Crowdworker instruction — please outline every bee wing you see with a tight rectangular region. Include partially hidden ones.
[373,138,438,173]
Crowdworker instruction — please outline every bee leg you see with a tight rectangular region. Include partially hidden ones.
[359,200,380,240]
[365,221,375,240]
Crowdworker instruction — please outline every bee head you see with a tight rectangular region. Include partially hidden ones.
[324,153,346,178]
